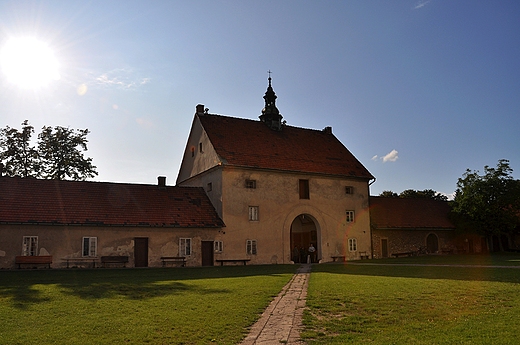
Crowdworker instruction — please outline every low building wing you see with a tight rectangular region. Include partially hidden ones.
[370,196,455,230]
[0,176,224,228]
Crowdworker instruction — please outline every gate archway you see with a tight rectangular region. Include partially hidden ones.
[426,233,439,253]
[290,214,319,263]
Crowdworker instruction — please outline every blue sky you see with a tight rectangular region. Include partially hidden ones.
[1,1,519,198]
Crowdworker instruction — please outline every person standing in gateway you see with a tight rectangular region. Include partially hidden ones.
[308,244,316,263]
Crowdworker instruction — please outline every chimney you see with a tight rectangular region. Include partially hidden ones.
[157,176,166,187]
[196,104,205,115]
[323,126,332,134]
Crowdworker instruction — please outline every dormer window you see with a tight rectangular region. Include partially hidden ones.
[245,179,256,189]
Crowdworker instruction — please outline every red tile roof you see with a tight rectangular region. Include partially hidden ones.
[370,196,455,229]
[0,177,224,228]
[198,114,374,179]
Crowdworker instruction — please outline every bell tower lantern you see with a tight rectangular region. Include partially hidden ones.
[259,72,283,131]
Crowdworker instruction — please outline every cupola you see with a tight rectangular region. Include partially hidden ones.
[259,73,283,131]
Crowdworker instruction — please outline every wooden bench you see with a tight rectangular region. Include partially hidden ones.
[101,256,129,268]
[331,255,346,262]
[15,255,52,269]
[391,252,414,258]
[161,256,186,267]
[63,257,98,268]
[359,251,370,259]
[215,259,251,266]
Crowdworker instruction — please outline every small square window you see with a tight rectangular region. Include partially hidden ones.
[346,210,355,223]
[246,239,257,255]
[345,186,354,194]
[214,241,223,253]
[249,206,259,221]
[245,179,256,189]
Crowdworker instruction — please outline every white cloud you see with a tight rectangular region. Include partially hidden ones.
[88,68,151,90]
[371,155,378,161]
[414,0,430,9]
[382,149,399,163]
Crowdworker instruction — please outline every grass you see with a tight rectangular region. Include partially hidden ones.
[302,254,520,344]
[0,265,296,345]
[3,255,520,345]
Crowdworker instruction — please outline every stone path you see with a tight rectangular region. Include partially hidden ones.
[240,264,311,345]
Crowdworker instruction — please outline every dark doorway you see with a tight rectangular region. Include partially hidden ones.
[134,237,148,267]
[290,214,319,263]
[201,241,214,266]
[381,239,389,258]
[426,233,439,253]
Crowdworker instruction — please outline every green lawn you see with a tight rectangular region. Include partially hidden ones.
[0,265,296,345]
[302,254,520,344]
[3,255,520,345]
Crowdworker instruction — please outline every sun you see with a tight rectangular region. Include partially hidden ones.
[0,37,60,89]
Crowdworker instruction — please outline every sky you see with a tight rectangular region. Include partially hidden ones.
[1,0,519,198]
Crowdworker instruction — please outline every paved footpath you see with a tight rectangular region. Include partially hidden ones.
[240,264,311,345]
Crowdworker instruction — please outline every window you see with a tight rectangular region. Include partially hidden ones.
[82,237,97,257]
[299,179,310,199]
[199,142,203,153]
[22,236,38,256]
[346,210,355,223]
[179,238,192,256]
[245,179,256,189]
[191,146,195,157]
[248,206,259,221]
[345,186,354,194]
[348,238,357,252]
[214,241,223,253]
[246,240,257,255]
[207,182,212,192]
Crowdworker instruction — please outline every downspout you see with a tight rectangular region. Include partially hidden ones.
[368,177,376,258]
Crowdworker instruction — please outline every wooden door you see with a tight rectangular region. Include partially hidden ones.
[381,239,388,258]
[134,237,148,267]
[201,241,214,266]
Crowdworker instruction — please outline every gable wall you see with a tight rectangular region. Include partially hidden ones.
[176,115,221,184]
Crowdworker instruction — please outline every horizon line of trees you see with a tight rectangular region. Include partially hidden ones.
[378,188,448,201]
[0,120,97,181]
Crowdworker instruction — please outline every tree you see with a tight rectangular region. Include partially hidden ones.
[37,126,98,180]
[379,189,447,201]
[399,189,448,201]
[452,159,520,250]
[0,120,40,177]
[379,190,398,198]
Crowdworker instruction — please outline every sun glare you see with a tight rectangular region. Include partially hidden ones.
[0,37,60,89]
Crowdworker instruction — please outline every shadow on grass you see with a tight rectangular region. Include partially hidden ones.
[314,254,520,284]
[0,265,297,309]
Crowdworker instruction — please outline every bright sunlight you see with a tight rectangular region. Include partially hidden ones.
[0,37,60,89]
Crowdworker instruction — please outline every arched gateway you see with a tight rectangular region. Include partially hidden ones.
[290,214,320,263]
